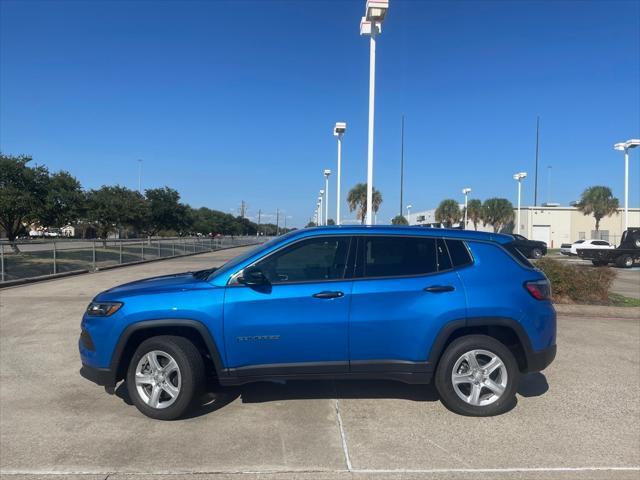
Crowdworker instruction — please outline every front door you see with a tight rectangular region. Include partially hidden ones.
[349,236,467,372]
[223,235,353,375]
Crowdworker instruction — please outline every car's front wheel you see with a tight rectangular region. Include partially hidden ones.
[531,248,543,259]
[435,335,519,416]
[126,335,204,420]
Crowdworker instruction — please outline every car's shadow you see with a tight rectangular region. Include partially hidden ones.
[115,372,549,419]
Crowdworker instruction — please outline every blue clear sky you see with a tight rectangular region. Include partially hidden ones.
[1,0,639,227]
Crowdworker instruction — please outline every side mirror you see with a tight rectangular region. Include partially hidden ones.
[239,266,269,286]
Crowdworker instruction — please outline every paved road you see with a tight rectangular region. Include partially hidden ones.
[549,253,640,299]
[1,248,639,480]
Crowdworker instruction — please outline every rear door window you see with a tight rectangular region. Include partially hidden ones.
[445,239,473,267]
[359,236,438,278]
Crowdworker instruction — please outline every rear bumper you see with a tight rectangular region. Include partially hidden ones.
[80,363,116,388]
[525,344,557,373]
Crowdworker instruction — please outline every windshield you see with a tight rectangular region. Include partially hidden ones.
[574,240,585,244]
[209,231,299,279]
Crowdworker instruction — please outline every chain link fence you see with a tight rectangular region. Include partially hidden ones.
[0,236,266,285]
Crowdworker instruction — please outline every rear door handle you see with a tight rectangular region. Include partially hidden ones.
[312,291,344,299]
[424,285,455,293]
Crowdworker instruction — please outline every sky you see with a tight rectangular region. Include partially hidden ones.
[1,0,639,228]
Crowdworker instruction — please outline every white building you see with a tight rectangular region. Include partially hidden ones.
[407,206,640,248]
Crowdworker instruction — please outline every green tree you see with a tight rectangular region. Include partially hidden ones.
[305,221,317,228]
[435,199,462,227]
[86,186,148,240]
[347,183,382,224]
[391,214,409,225]
[0,154,49,252]
[482,198,514,233]
[144,187,191,236]
[465,199,482,230]
[577,186,620,232]
[41,171,85,229]
[326,218,336,226]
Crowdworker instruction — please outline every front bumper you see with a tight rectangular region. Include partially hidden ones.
[525,344,557,373]
[80,363,116,388]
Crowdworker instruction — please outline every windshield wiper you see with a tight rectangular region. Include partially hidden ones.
[192,267,218,280]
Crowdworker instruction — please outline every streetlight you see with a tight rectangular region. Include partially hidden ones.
[462,188,471,229]
[333,122,347,225]
[406,204,412,223]
[513,172,527,235]
[614,139,640,231]
[324,169,331,225]
[360,0,389,225]
[317,198,322,226]
[319,190,325,226]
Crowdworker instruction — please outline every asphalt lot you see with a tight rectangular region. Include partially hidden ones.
[1,248,639,480]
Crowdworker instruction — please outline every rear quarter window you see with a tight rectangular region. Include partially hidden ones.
[503,242,535,268]
[445,239,473,267]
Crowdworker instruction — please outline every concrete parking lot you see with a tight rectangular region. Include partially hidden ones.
[1,248,639,480]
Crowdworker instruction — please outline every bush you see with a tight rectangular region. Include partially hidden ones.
[535,257,615,304]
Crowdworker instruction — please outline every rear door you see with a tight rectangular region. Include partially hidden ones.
[348,236,467,372]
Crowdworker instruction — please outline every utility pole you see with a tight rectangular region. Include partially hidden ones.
[400,114,405,217]
[534,116,540,206]
[276,208,280,236]
[239,200,247,219]
[257,209,262,237]
[137,159,143,194]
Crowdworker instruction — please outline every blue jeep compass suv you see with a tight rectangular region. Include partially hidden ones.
[80,226,556,419]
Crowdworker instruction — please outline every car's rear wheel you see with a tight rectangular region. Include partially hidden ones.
[531,248,543,259]
[435,335,519,416]
[126,335,204,420]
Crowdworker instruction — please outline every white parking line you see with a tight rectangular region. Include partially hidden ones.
[1,467,639,475]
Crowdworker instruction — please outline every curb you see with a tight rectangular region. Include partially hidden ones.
[555,303,640,319]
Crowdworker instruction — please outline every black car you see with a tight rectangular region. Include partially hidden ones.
[511,234,547,259]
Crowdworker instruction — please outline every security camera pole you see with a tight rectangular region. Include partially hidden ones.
[360,0,389,225]
[462,188,472,229]
[513,172,527,235]
[614,139,640,231]
[323,170,331,226]
[333,122,347,225]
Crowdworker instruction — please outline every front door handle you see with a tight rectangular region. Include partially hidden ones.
[424,285,455,293]
[312,291,344,299]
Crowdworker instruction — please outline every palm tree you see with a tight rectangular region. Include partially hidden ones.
[577,186,619,232]
[435,199,462,227]
[465,199,482,230]
[482,198,514,233]
[391,214,408,225]
[347,183,382,224]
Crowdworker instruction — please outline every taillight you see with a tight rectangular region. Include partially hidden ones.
[525,280,551,300]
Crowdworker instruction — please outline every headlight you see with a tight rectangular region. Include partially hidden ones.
[86,301,123,317]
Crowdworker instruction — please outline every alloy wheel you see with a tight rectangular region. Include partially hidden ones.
[451,349,508,407]
[134,350,182,409]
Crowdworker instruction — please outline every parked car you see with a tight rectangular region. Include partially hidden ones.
[577,228,640,268]
[511,234,547,259]
[560,239,613,256]
[80,226,557,419]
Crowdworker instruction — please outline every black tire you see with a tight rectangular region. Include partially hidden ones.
[531,248,543,259]
[126,335,204,420]
[615,255,634,269]
[435,335,519,416]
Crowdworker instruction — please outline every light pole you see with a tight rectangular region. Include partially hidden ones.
[334,122,346,225]
[319,190,324,226]
[360,0,389,225]
[406,204,412,223]
[513,172,527,235]
[324,169,331,225]
[462,188,471,229]
[614,139,640,231]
